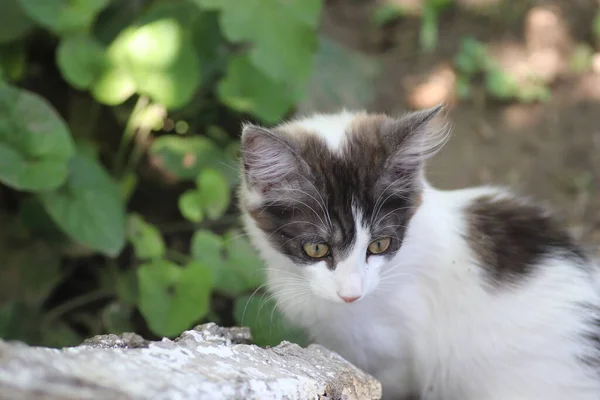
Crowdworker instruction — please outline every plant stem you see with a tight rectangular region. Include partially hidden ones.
[113,96,149,176]
[42,289,112,327]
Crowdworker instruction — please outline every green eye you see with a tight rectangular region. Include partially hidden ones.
[367,237,391,255]
[303,243,330,258]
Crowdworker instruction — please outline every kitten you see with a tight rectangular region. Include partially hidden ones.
[238,106,600,400]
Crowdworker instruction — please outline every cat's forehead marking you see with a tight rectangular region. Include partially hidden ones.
[280,111,386,153]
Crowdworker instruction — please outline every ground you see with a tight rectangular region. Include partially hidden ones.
[321,0,600,252]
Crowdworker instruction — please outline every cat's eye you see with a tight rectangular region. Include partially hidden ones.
[367,237,391,255]
[303,243,330,259]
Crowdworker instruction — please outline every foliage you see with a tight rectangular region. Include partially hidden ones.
[372,0,453,53]
[0,0,322,347]
[454,37,551,103]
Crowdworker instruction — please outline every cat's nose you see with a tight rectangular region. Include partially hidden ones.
[339,294,360,303]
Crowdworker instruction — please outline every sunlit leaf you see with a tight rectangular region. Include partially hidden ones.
[234,296,309,347]
[196,169,230,220]
[149,136,222,180]
[138,259,212,337]
[57,35,106,89]
[178,190,204,223]
[40,151,126,257]
[0,84,75,191]
[127,213,165,259]
[100,2,202,109]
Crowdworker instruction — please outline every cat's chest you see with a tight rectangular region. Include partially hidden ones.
[310,300,409,372]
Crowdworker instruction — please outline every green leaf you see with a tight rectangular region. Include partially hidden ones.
[218,55,294,123]
[196,0,321,82]
[0,0,34,43]
[372,4,405,26]
[178,190,204,223]
[191,230,263,296]
[234,296,309,347]
[18,0,110,35]
[90,66,136,105]
[420,2,439,53]
[0,42,27,82]
[196,169,230,220]
[98,2,202,109]
[190,230,223,268]
[138,259,213,337]
[40,151,126,256]
[296,37,381,115]
[57,35,106,89]
[0,84,75,191]
[127,213,165,259]
[484,68,519,100]
[149,136,222,180]
[454,37,488,75]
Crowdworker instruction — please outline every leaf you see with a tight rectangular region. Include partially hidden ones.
[57,35,106,89]
[127,213,165,259]
[138,259,213,337]
[234,296,309,347]
[0,42,27,82]
[484,68,519,100]
[90,66,136,105]
[18,0,110,35]
[190,230,223,268]
[178,190,204,223]
[218,55,294,123]
[420,2,439,53]
[372,4,405,27]
[195,0,321,82]
[149,135,222,180]
[98,2,202,109]
[454,37,488,75]
[40,151,126,256]
[196,169,230,220]
[0,84,75,191]
[0,0,34,43]
[296,37,381,115]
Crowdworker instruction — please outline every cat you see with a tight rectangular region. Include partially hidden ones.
[238,105,600,400]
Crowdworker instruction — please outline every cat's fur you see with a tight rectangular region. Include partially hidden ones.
[238,106,600,400]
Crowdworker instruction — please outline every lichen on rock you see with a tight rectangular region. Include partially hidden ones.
[0,323,382,400]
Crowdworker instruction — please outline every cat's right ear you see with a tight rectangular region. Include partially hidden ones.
[240,124,303,195]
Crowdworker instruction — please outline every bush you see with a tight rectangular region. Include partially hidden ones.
[0,0,321,347]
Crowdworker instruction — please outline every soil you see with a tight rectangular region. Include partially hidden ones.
[322,0,600,253]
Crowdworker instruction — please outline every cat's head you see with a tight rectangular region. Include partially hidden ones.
[238,107,448,305]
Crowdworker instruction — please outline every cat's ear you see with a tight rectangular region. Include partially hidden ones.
[382,104,449,168]
[240,124,304,195]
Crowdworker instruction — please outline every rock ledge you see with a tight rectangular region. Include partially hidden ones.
[0,323,382,400]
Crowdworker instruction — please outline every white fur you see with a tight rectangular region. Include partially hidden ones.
[243,183,600,399]
[240,112,600,400]
[280,110,357,152]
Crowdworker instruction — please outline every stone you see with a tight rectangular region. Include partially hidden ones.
[0,323,382,400]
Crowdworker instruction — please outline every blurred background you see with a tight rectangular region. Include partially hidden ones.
[0,0,598,349]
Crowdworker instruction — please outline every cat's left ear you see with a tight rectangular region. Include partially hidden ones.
[382,104,449,168]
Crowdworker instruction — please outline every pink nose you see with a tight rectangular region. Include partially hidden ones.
[339,295,360,303]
